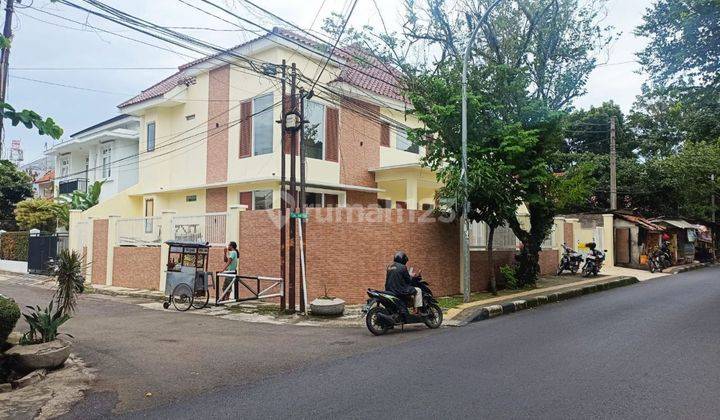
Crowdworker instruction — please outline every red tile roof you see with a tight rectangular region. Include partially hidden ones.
[118,28,404,109]
[34,170,54,184]
[615,213,666,232]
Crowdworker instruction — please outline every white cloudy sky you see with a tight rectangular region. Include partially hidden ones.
[7,0,653,163]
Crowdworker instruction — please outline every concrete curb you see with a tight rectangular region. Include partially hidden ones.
[663,262,717,275]
[87,286,166,302]
[446,276,639,327]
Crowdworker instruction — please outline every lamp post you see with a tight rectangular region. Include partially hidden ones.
[460,0,503,302]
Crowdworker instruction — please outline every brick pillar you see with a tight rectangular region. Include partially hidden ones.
[106,215,120,286]
[159,210,176,292]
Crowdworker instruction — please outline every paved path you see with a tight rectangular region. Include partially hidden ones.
[0,275,431,417]
[130,266,720,419]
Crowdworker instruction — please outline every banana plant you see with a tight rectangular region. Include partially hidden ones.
[53,180,105,228]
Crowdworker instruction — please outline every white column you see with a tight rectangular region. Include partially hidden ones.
[602,214,615,267]
[68,209,83,253]
[226,204,247,244]
[405,177,418,210]
[85,217,94,285]
[159,210,176,292]
[106,215,120,286]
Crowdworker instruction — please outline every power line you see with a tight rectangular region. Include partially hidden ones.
[309,0,358,94]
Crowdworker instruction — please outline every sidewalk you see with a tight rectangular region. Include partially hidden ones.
[445,274,639,326]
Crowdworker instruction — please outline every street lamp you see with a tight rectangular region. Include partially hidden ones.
[460,0,504,302]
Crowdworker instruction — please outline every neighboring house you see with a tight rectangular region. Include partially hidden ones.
[613,212,666,268]
[85,27,438,221]
[33,170,55,199]
[46,115,140,201]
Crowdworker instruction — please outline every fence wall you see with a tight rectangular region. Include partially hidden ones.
[112,247,162,290]
[91,219,108,285]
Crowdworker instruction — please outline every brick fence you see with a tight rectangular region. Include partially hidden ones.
[113,247,161,290]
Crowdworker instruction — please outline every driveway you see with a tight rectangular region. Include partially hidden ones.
[0,274,433,416]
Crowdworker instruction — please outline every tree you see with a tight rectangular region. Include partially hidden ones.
[14,198,58,232]
[632,0,720,150]
[0,102,63,140]
[53,180,105,228]
[564,102,636,157]
[0,160,33,230]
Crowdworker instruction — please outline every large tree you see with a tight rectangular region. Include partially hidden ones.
[0,160,33,230]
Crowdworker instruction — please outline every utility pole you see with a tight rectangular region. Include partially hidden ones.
[460,0,503,303]
[0,0,15,159]
[609,116,617,211]
[298,87,307,314]
[712,174,716,224]
[288,63,297,313]
[279,60,287,312]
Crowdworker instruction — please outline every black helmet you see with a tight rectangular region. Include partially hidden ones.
[393,251,408,265]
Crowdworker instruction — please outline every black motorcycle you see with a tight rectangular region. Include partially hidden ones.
[557,243,584,275]
[581,245,606,277]
[648,248,672,273]
[363,275,443,336]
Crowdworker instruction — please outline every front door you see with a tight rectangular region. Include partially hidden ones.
[615,228,631,264]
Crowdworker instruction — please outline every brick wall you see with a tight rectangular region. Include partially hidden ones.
[345,190,378,207]
[206,65,230,183]
[112,247,161,290]
[91,219,108,285]
[564,223,574,246]
[339,99,380,188]
[206,187,228,213]
[470,249,559,290]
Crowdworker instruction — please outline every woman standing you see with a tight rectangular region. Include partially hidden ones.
[220,241,238,300]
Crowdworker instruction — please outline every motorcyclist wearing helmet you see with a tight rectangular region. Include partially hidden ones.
[385,251,423,315]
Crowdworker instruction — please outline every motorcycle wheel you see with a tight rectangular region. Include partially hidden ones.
[649,260,656,273]
[423,304,443,329]
[571,265,579,275]
[581,265,591,278]
[365,306,392,336]
[556,264,564,276]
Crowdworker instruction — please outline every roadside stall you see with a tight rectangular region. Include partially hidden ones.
[693,224,715,263]
[163,241,214,311]
[651,219,697,264]
[613,212,666,268]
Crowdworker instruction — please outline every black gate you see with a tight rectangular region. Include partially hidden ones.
[28,233,68,275]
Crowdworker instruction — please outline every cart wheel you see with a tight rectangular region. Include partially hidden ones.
[171,283,193,311]
[163,301,170,309]
[192,288,210,309]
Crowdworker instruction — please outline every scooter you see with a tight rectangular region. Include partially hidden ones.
[557,243,584,275]
[648,248,672,273]
[581,245,606,277]
[362,274,443,336]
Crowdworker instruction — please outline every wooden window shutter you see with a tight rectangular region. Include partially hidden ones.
[324,194,338,208]
[325,107,339,162]
[239,100,252,158]
[239,191,252,209]
[380,122,390,147]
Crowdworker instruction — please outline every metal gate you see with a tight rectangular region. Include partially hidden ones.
[28,233,68,275]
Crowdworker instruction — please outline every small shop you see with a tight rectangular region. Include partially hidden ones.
[692,223,715,263]
[613,212,666,268]
[651,219,697,264]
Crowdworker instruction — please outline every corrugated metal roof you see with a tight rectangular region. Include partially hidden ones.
[652,219,696,229]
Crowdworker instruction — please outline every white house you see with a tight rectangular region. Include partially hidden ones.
[47,115,140,202]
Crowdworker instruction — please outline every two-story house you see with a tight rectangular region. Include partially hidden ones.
[47,114,140,201]
[84,28,439,221]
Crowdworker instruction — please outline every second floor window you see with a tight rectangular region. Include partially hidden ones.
[253,94,273,156]
[396,130,419,154]
[147,122,156,152]
[303,99,325,159]
[253,189,273,210]
[60,158,69,178]
[102,147,112,178]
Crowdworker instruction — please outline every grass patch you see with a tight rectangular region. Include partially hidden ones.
[437,286,537,309]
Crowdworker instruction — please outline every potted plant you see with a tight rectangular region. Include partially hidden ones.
[310,285,345,316]
[6,250,84,371]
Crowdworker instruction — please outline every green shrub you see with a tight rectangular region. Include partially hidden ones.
[0,295,21,344]
[500,264,520,290]
[0,231,29,261]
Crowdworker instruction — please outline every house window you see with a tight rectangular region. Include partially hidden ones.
[422,203,434,211]
[147,122,156,152]
[144,199,154,233]
[253,189,273,210]
[377,199,391,209]
[305,192,323,208]
[303,99,325,160]
[253,93,273,156]
[102,147,112,178]
[60,157,69,178]
[396,130,419,154]
[185,195,197,202]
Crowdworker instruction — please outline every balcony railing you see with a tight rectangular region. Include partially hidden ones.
[58,178,88,195]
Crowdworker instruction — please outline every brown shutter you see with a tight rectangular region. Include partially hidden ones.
[239,100,252,158]
[239,191,253,209]
[325,107,339,161]
[380,122,390,147]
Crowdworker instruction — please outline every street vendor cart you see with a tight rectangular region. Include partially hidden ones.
[162,241,214,311]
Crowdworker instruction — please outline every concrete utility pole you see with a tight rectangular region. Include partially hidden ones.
[279,60,287,312]
[460,0,503,303]
[0,0,15,159]
[712,174,716,224]
[288,63,298,313]
[609,116,617,211]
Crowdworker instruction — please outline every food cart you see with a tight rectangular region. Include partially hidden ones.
[162,241,214,311]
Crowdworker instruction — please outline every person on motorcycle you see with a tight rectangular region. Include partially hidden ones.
[385,251,423,315]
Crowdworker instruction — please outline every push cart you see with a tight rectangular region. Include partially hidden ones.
[162,241,214,311]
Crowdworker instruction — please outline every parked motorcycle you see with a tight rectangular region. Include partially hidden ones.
[363,275,443,336]
[581,243,606,277]
[557,243,584,275]
[648,248,672,273]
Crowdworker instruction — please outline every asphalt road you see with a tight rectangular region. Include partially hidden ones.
[0,277,429,417]
[126,266,720,419]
